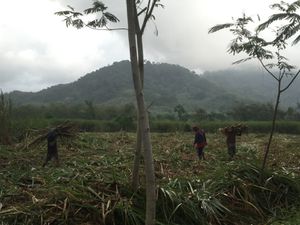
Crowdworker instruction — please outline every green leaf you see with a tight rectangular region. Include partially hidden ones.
[72,19,84,29]
[84,1,107,14]
[292,34,300,44]
[103,12,120,23]
[287,0,300,13]
[208,23,234,33]
[54,10,74,16]
[67,5,74,11]
[232,57,253,64]
[270,3,287,12]
[257,13,294,32]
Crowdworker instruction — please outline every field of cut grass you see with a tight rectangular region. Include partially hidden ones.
[0,132,300,224]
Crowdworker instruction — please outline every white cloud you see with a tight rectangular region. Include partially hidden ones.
[0,0,129,92]
[0,0,299,92]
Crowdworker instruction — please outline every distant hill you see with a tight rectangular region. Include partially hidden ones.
[8,60,300,112]
[202,68,300,108]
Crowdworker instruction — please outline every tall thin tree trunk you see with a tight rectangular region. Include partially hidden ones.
[261,81,282,172]
[131,19,145,192]
[126,1,156,224]
[132,115,143,191]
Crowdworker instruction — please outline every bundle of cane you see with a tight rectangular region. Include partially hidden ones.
[219,124,248,136]
[23,121,78,149]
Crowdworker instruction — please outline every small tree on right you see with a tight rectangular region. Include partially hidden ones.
[209,1,300,172]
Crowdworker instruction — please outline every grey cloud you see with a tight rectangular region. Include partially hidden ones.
[2,0,300,93]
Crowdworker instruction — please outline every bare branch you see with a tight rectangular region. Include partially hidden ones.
[141,0,158,34]
[258,58,279,81]
[281,69,300,92]
[137,7,147,16]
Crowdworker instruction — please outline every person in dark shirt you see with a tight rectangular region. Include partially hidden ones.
[221,124,248,159]
[193,126,207,160]
[43,129,59,167]
[225,127,236,159]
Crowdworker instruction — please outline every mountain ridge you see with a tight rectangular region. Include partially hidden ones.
[8,60,300,112]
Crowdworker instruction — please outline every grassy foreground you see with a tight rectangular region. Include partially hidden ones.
[0,132,300,224]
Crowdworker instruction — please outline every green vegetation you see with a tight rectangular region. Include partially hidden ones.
[209,1,300,173]
[8,61,300,113]
[10,118,300,137]
[1,132,300,224]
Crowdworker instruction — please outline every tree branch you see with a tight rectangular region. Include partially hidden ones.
[86,25,128,31]
[141,0,158,34]
[134,2,141,34]
[280,69,300,92]
[137,7,147,16]
[258,58,279,81]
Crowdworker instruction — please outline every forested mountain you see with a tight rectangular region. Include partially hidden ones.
[202,69,300,108]
[8,60,300,112]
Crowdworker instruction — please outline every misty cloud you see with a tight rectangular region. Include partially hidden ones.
[0,0,299,92]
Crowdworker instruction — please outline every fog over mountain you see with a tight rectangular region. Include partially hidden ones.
[8,61,300,113]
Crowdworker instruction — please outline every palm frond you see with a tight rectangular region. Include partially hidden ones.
[63,17,73,27]
[292,33,300,44]
[54,10,74,16]
[232,57,253,65]
[67,5,74,11]
[208,23,234,33]
[227,39,242,55]
[275,20,300,42]
[237,15,253,24]
[84,1,107,14]
[87,16,110,28]
[276,53,288,61]
[287,0,300,13]
[72,19,84,29]
[270,3,287,12]
[99,16,108,27]
[254,47,273,59]
[257,13,295,31]
[278,61,295,71]
[103,12,120,23]
[251,36,269,46]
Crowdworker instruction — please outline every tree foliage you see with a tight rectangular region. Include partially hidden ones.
[209,2,300,172]
[174,104,188,121]
[229,103,286,121]
[55,1,120,30]
[257,0,300,45]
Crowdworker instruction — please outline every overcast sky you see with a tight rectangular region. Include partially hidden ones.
[1,0,299,93]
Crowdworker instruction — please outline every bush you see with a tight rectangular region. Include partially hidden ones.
[151,120,190,132]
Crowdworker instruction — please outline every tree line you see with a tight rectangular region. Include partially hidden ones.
[9,102,300,122]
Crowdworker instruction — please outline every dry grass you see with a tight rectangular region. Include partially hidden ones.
[0,132,299,224]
